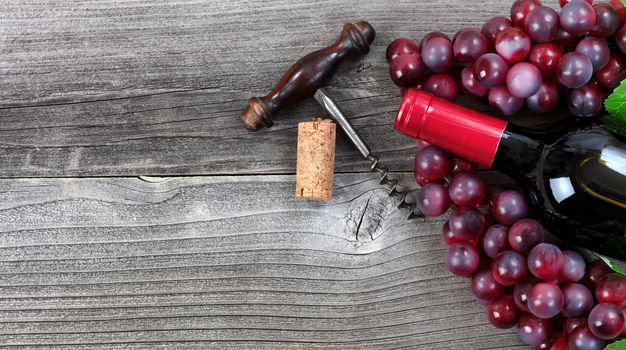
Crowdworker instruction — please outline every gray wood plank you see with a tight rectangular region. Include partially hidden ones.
[0,0,560,177]
[0,173,524,349]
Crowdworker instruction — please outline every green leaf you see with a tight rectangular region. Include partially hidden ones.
[604,79,626,136]
[603,114,626,136]
[622,0,626,8]
[605,339,626,350]
[598,255,626,277]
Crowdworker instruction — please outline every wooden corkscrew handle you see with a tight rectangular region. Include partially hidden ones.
[241,21,375,131]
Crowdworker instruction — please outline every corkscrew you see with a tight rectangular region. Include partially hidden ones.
[240,21,420,218]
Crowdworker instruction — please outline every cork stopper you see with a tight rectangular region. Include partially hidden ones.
[296,118,336,200]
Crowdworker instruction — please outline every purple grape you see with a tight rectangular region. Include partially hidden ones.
[569,325,606,350]
[511,0,543,28]
[575,37,610,71]
[421,37,454,73]
[583,260,613,290]
[596,52,626,89]
[557,52,594,88]
[524,6,560,43]
[616,24,626,54]
[554,29,580,48]
[482,16,513,49]
[453,28,488,64]
[414,145,450,181]
[450,157,478,175]
[528,243,565,281]
[491,190,529,226]
[517,314,552,347]
[445,242,480,277]
[495,27,532,64]
[473,53,509,88]
[389,54,425,88]
[424,73,458,101]
[492,250,528,286]
[562,283,594,318]
[416,183,451,217]
[526,80,559,113]
[528,43,564,78]
[550,335,569,350]
[487,294,520,329]
[488,87,524,116]
[507,62,543,98]
[595,273,626,308]
[460,66,489,97]
[588,303,625,339]
[566,317,588,336]
[419,31,451,51]
[528,282,564,319]
[482,225,510,259]
[448,171,484,207]
[560,250,586,283]
[560,0,592,7]
[560,0,597,35]
[441,220,460,245]
[449,206,485,241]
[568,84,603,117]
[472,269,505,300]
[386,38,419,64]
[591,3,620,37]
[514,279,534,312]
[508,218,544,254]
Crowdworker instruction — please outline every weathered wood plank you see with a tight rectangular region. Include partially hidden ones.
[0,0,560,177]
[0,173,524,348]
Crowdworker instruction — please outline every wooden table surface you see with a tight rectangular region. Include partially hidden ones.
[0,0,562,348]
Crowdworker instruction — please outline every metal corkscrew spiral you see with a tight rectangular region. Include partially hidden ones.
[313,88,422,219]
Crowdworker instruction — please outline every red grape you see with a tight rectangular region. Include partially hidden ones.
[482,16,514,49]
[448,171,485,207]
[528,282,564,319]
[562,283,594,318]
[526,80,559,114]
[450,157,478,175]
[487,294,520,328]
[560,0,597,35]
[414,172,430,186]
[595,52,626,89]
[389,54,425,88]
[575,37,610,71]
[483,225,511,259]
[492,250,528,286]
[511,0,543,28]
[566,317,588,335]
[591,3,620,37]
[517,313,553,347]
[386,38,419,64]
[424,73,458,101]
[453,28,488,64]
[568,83,603,117]
[514,279,534,312]
[559,0,592,7]
[472,268,505,300]
[492,190,529,226]
[473,53,509,88]
[583,259,612,289]
[550,335,569,350]
[508,218,544,254]
[414,145,450,181]
[449,206,485,241]
[557,52,594,88]
[616,24,626,54]
[445,242,480,277]
[528,243,565,281]
[524,6,560,43]
[416,182,452,217]
[588,303,625,339]
[528,43,564,78]
[569,325,606,350]
[496,27,532,64]
[507,62,543,98]
[419,31,450,51]
[421,37,454,73]
[595,273,626,308]
[560,250,586,283]
[489,86,524,116]
[553,29,580,48]
[460,66,489,98]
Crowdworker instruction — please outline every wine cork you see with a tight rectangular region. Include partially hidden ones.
[296,118,336,200]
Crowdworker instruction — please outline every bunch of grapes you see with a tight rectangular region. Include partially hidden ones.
[387,0,626,117]
[413,141,626,349]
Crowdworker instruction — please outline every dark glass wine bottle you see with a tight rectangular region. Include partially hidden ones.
[395,89,626,260]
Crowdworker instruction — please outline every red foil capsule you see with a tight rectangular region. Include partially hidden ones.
[395,89,507,167]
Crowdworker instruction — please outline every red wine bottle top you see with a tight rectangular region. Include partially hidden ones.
[395,89,508,167]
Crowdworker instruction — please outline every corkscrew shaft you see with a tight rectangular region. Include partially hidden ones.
[313,89,421,219]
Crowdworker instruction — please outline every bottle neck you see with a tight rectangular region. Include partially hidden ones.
[395,89,543,172]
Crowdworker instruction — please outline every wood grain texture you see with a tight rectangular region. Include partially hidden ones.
[0,0,559,177]
[0,173,525,349]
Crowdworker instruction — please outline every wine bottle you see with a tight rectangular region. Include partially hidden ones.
[395,89,626,261]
